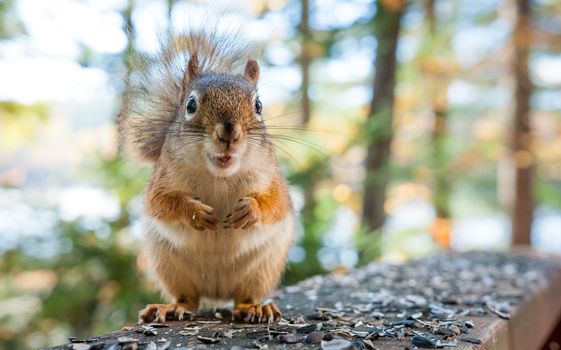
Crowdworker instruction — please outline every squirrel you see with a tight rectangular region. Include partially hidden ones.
[118,28,294,324]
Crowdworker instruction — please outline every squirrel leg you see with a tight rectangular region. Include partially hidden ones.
[233,297,281,324]
[138,295,199,324]
[146,168,219,231]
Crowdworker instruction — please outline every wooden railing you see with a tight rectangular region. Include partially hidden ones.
[50,250,561,350]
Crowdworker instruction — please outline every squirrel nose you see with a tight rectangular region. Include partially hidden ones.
[216,120,241,144]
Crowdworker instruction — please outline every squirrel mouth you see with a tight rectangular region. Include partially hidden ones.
[209,153,236,169]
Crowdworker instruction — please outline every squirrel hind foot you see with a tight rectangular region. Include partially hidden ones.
[138,303,194,324]
[234,303,281,324]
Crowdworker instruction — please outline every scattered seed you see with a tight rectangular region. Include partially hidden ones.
[411,334,438,348]
[350,340,365,349]
[362,339,378,350]
[222,330,238,338]
[157,341,171,350]
[389,319,416,327]
[197,336,220,344]
[118,337,138,345]
[145,342,157,350]
[70,344,91,350]
[436,339,457,347]
[307,312,328,321]
[143,328,157,336]
[121,343,139,350]
[246,330,270,339]
[69,337,87,343]
[297,322,322,333]
[321,339,353,350]
[179,329,199,336]
[434,327,455,337]
[146,323,169,328]
[278,334,301,344]
[486,303,511,320]
[332,329,354,340]
[304,331,324,344]
[269,329,288,336]
[460,337,482,344]
[352,331,369,338]
[251,340,267,349]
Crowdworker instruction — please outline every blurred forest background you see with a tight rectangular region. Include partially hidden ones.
[1,0,561,348]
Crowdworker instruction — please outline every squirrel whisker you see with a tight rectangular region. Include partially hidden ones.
[261,134,329,156]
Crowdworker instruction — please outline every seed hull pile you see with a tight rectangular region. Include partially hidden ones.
[53,252,561,350]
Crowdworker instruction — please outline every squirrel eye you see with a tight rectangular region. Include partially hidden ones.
[255,98,263,115]
[186,96,197,114]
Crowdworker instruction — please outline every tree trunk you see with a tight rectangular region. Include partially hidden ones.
[297,0,322,275]
[430,95,452,247]
[362,1,405,233]
[297,0,315,221]
[425,0,452,248]
[508,0,534,245]
[298,0,315,221]
[298,0,311,126]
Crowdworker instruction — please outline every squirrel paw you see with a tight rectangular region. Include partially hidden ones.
[187,198,219,231]
[223,197,261,229]
[234,303,281,324]
[138,303,193,324]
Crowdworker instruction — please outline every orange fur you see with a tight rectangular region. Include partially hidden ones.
[145,165,190,224]
[249,174,291,224]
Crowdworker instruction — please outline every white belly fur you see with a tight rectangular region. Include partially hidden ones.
[142,212,294,300]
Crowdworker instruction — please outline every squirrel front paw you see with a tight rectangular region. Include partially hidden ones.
[223,197,261,229]
[187,198,219,231]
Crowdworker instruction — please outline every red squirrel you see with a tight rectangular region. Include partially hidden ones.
[119,28,294,324]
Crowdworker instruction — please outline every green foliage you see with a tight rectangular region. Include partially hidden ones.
[355,225,382,266]
[93,154,150,206]
[284,156,332,284]
[0,152,158,349]
[0,0,24,38]
[536,179,561,210]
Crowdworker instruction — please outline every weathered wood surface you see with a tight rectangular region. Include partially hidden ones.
[49,251,561,350]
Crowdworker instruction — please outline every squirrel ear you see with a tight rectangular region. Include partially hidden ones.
[187,53,200,81]
[244,59,260,85]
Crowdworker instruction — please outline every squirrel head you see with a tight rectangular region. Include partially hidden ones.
[165,56,270,177]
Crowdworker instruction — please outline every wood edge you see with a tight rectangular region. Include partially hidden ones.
[509,265,561,350]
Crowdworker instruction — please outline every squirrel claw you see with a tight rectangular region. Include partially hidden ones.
[223,197,261,230]
[234,303,281,324]
[187,198,219,231]
[138,303,193,324]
